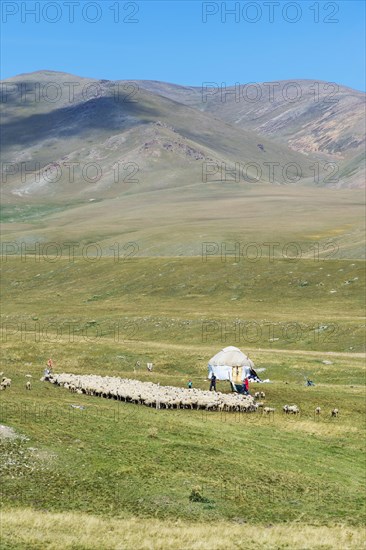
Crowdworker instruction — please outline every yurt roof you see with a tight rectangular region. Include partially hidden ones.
[208,346,254,368]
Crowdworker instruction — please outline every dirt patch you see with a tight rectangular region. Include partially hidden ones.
[0,425,56,478]
[0,424,22,440]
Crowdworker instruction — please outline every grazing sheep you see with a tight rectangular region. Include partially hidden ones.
[239,402,249,413]
[315,406,321,415]
[26,380,31,390]
[254,391,260,399]
[45,372,255,413]
[143,397,155,408]
[260,391,266,399]
[331,408,339,417]
[263,407,275,414]
[283,404,299,415]
[1,377,11,389]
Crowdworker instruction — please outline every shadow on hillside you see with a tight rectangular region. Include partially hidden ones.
[1,96,164,150]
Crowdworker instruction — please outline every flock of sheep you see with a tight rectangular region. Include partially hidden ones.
[39,373,339,417]
[0,371,340,417]
[46,373,257,412]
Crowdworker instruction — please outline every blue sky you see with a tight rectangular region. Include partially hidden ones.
[1,1,365,90]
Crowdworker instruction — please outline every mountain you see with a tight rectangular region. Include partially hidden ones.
[0,71,365,257]
[137,79,366,188]
[1,71,330,198]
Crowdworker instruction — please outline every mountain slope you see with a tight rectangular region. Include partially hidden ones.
[136,79,366,188]
[1,71,356,200]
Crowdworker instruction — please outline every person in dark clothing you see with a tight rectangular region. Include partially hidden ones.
[187,380,192,389]
[209,374,217,391]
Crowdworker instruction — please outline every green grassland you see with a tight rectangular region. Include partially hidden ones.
[0,256,365,548]
[1,256,365,352]
[2,184,365,259]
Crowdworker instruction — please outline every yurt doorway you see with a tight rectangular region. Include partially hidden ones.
[232,366,242,384]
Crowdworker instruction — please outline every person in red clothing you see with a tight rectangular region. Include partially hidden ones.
[243,377,249,395]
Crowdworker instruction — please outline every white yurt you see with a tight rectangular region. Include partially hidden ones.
[208,346,255,387]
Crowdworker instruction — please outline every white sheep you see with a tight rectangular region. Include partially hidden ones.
[283,404,299,415]
[315,406,321,415]
[1,377,11,389]
[46,372,255,414]
[331,408,339,417]
[263,407,275,414]
[26,380,31,390]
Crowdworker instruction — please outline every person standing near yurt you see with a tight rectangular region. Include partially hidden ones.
[243,377,249,395]
[209,374,217,392]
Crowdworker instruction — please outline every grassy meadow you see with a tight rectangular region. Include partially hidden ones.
[0,254,365,548]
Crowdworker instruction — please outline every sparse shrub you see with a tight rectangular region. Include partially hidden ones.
[147,427,158,439]
[189,486,210,503]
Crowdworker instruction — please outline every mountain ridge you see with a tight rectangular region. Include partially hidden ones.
[3,71,364,189]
